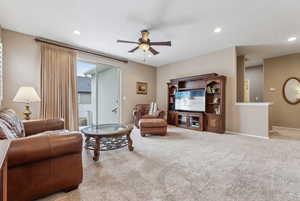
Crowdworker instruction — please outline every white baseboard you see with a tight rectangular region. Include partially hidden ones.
[272,126,300,132]
[226,131,269,140]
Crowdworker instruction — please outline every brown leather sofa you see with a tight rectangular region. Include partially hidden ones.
[133,104,165,128]
[0,109,83,201]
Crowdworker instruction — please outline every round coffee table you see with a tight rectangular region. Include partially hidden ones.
[81,124,134,161]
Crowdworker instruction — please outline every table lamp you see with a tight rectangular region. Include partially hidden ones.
[13,86,41,120]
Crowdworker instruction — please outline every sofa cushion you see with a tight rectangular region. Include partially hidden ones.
[142,114,159,119]
[23,119,65,136]
[0,109,25,138]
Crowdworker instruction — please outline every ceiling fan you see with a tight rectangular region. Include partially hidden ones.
[117,30,171,55]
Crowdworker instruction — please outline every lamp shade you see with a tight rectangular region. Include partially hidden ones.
[13,87,41,103]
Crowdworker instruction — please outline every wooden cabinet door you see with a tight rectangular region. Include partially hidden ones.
[187,113,204,131]
[206,114,221,133]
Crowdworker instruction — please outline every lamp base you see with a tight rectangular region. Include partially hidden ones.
[23,104,32,120]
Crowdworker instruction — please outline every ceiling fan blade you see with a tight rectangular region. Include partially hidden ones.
[149,47,159,55]
[128,46,139,53]
[117,40,139,44]
[149,41,171,46]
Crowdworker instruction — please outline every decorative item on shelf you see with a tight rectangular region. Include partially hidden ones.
[136,82,148,95]
[207,86,219,94]
[207,86,212,93]
[211,87,216,94]
[13,86,41,120]
[170,97,174,104]
[213,97,220,104]
[214,105,221,115]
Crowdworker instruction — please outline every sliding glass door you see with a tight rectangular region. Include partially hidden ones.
[77,60,120,128]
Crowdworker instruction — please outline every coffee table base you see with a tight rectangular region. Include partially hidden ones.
[85,136,128,151]
[85,134,134,161]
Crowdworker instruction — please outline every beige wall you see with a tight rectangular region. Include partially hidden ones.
[264,53,300,129]
[2,29,41,119]
[1,29,156,124]
[121,61,156,124]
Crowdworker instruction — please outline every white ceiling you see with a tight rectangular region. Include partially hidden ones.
[1,0,300,67]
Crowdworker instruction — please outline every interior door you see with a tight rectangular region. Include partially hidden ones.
[98,68,120,124]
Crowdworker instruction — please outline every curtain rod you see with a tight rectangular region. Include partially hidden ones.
[35,37,128,63]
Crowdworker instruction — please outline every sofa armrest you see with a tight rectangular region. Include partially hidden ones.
[23,119,65,136]
[157,110,165,119]
[133,110,143,127]
[8,132,82,168]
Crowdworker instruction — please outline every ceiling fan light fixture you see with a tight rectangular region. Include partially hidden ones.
[141,30,150,41]
[139,43,150,51]
[117,30,170,55]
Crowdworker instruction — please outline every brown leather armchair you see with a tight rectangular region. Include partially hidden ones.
[0,109,83,201]
[133,104,165,128]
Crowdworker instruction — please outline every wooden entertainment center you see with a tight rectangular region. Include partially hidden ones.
[167,73,226,133]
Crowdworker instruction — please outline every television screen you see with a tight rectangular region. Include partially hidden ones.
[175,89,206,112]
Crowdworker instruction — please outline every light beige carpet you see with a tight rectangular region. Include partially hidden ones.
[39,126,300,201]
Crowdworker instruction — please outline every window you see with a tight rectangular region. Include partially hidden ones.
[78,93,91,104]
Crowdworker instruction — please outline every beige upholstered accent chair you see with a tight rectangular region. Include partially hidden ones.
[133,104,165,128]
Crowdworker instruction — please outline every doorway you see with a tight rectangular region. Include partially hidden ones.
[77,60,121,127]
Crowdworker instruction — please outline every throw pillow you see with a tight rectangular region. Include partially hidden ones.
[148,102,154,115]
[153,102,158,115]
[0,108,25,138]
[0,119,18,139]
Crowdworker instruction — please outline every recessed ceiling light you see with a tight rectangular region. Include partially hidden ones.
[148,54,152,58]
[73,30,81,35]
[214,27,222,33]
[288,36,297,42]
